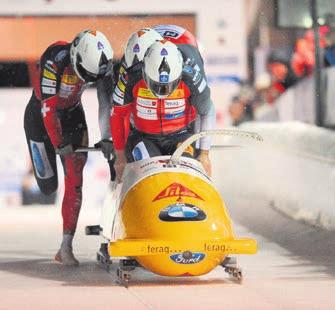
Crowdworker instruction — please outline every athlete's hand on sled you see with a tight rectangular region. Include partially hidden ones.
[55,143,74,156]
[114,150,127,183]
[197,150,212,176]
[95,139,115,160]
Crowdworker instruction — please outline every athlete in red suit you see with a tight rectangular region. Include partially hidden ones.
[111,28,215,181]
[24,30,114,265]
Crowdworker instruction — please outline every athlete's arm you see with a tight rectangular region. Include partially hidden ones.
[110,62,135,182]
[97,61,114,140]
[182,53,216,175]
[110,61,138,150]
[110,104,131,150]
[183,64,216,150]
[39,47,67,148]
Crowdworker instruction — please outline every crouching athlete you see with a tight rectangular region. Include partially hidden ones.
[111,39,216,181]
[24,30,115,265]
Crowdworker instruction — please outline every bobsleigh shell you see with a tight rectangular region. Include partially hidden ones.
[120,171,234,276]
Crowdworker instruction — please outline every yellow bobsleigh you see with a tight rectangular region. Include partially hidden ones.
[87,130,261,284]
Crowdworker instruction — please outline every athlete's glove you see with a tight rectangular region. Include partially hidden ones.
[95,139,115,160]
[197,150,212,177]
[55,143,74,156]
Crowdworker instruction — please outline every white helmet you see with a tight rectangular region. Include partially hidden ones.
[124,28,163,68]
[70,30,113,82]
[143,40,183,98]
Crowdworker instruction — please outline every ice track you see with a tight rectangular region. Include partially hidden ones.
[1,158,335,309]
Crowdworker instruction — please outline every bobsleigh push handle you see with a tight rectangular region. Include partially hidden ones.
[75,147,102,153]
[170,129,263,163]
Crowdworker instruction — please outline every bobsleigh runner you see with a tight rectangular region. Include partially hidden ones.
[81,129,262,287]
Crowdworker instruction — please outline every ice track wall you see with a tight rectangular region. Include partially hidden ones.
[211,122,335,230]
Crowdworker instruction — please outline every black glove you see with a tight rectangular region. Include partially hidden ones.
[95,139,115,160]
[108,158,116,182]
[55,143,74,156]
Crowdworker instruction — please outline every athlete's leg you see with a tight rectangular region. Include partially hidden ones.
[23,92,58,195]
[55,104,88,266]
[162,130,195,157]
[126,131,162,162]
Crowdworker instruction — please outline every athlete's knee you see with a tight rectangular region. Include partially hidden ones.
[37,178,58,195]
[131,141,151,161]
[129,140,161,161]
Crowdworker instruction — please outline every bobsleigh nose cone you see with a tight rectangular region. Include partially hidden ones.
[121,172,234,276]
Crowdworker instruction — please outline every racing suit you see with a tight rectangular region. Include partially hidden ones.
[24,41,113,234]
[111,61,215,177]
[111,25,215,167]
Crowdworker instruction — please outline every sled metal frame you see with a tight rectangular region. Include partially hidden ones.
[170,129,263,163]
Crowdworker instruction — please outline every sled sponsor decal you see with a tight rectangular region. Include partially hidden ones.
[146,245,171,254]
[170,252,205,264]
[30,140,54,179]
[159,202,206,222]
[153,182,204,201]
[144,243,231,255]
[204,243,228,253]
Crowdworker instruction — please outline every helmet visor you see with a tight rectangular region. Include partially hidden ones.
[76,62,98,82]
[144,74,181,98]
[75,52,111,82]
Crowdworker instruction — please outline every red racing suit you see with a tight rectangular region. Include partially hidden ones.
[34,42,87,147]
[34,41,87,233]
[111,26,214,153]
[111,58,213,152]
[26,41,112,233]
